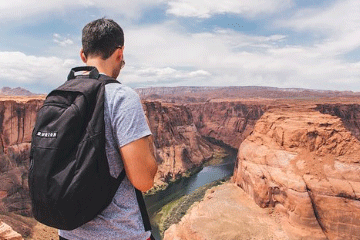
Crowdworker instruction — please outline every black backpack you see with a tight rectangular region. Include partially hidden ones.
[28,66,128,230]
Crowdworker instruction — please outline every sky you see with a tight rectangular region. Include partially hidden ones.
[1,0,360,93]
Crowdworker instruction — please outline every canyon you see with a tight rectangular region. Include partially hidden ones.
[164,101,360,240]
[0,92,358,239]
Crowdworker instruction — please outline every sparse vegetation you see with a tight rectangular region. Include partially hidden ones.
[156,177,230,237]
[145,149,228,196]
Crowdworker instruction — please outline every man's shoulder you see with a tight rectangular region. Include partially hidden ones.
[105,82,139,101]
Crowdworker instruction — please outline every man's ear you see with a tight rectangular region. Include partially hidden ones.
[117,46,124,60]
[80,49,87,63]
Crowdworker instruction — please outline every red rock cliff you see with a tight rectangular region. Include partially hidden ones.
[233,105,360,239]
[188,102,266,149]
[0,99,43,216]
[316,103,360,141]
[142,101,217,187]
[0,100,43,152]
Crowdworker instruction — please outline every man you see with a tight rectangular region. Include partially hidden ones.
[59,18,158,240]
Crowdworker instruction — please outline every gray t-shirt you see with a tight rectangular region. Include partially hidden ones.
[59,82,152,240]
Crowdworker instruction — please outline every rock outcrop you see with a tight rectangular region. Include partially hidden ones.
[164,183,289,240]
[0,221,23,240]
[233,106,360,239]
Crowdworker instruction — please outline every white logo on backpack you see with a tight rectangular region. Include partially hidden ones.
[36,131,57,138]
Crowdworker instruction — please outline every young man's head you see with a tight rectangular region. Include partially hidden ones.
[80,18,125,78]
[82,18,124,59]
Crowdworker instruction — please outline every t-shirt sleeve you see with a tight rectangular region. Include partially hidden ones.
[110,87,152,148]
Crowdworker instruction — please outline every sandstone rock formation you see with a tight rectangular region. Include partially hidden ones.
[164,183,289,240]
[316,103,360,141]
[0,99,43,152]
[188,102,265,149]
[233,106,360,240]
[0,221,23,240]
[143,100,266,188]
[143,101,218,187]
[0,99,43,216]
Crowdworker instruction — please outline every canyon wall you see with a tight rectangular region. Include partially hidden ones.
[144,101,266,187]
[0,100,43,217]
[316,103,360,141]
[142,101,217,187]
[188,102,266,149]
[233,105,360,240]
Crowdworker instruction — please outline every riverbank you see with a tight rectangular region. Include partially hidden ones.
[145,149,230,196]
[156,177,230,237]
[145,147,237,240]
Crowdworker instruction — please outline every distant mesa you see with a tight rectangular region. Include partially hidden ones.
[0,87,34,96]
[136,86,360,103]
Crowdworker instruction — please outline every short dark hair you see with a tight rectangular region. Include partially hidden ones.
[82,18,124,60]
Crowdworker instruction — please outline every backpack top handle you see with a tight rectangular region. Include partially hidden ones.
[67,66,100,81]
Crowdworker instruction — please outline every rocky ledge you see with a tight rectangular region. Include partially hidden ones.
[164,183,289,240]
[233,106,360,239]
[0,221,23,240]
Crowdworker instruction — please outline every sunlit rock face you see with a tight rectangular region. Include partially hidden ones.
[0,221,23,240]
[233,106,360,240]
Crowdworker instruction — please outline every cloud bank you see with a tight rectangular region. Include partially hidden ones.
[0,0,359,92]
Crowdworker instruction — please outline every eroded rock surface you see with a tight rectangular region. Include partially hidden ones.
[0,221,23,240]
[0,100,43,152]
[164,183,289,240]
[0,99,43,217]
[189,102,266,149]
[316,103,360,141]
[233,106,360,240]
[143,101,218,187]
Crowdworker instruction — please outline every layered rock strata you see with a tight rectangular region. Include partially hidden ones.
[0,100,43,217]
[188,102,266,149]
[233,106,360,239]
[0,100,43,152]
[316,103,360,141]
[143,101,217,186]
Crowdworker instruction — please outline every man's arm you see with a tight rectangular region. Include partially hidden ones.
[119,135,157,192]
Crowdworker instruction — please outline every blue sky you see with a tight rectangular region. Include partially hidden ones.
[1,0,360,93]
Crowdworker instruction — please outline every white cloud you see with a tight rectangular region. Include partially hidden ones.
[120,19,360,91]
[0,52,79,87]
[0,0,165,21]
[278,0,360,55]
[1,0,359,92]
[280,0,360,34]
[53,34,74,47]
[166,0,294,18]
[122,67,211,85]
[0,0,293,21]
